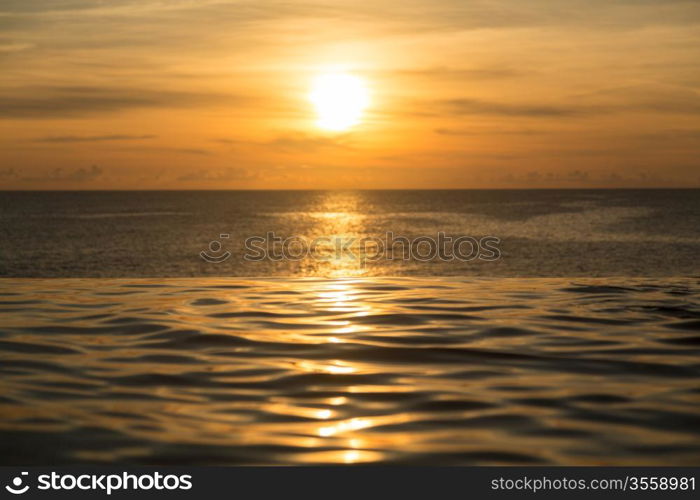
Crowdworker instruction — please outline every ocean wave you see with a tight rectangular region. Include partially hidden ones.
[0,277,699,465]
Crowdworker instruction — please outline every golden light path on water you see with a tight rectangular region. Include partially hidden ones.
[1,272,700,464]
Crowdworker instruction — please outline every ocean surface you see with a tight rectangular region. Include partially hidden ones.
[1,189,699,277]
[1,190,699,465]
[1,277,700,465]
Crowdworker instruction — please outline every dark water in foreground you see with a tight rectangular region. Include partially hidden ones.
[1,277,699,465]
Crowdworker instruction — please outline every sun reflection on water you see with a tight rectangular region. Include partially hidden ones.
[317,417,373,437]
[297,360,356,375]
[4,275,697,465]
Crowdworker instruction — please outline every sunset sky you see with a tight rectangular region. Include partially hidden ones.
[1,0,700,189]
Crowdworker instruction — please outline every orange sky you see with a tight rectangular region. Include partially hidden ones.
[1,0,700,189]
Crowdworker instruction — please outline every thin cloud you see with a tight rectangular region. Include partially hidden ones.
[434,127,543,136]
[21,165,104,182]
[215,133,353,153]
[177,167,259,182]
[590,84,700,114]
[106,146,215,156]
[34,134,157,143]
[429,89,700,119]
[0,42,34,53]
[265,133,353,152]
[387,66,523,80]
[0,168,19,178]
[439,98,584,117]
[0,86,239,118]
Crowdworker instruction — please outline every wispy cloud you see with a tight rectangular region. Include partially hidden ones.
[104,146,215,156]
[386,66,524,80]
[427,84,700,119]
[580,84,700,114]
[33,134,157,143]
[437,98,585,117]
[0,168,19,178]
[0,42,33,53]
[264,133,353,152]
[0,86,237,118]
[215,133,353,153]
[20,165,104,182]
[434,127,543,136]
[177,167,259,182]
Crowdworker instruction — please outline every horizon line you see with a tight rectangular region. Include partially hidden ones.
[2,187,700,192]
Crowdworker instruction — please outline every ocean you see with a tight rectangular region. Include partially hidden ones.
[1,190,699,465]
[1,189,699,277]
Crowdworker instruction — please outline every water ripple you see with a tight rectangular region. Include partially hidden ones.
[0,277,699,465]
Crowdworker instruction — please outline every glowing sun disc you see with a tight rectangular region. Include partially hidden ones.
[309,72,369,131]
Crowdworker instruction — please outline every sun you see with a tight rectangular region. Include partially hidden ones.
[309,72,369,131]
